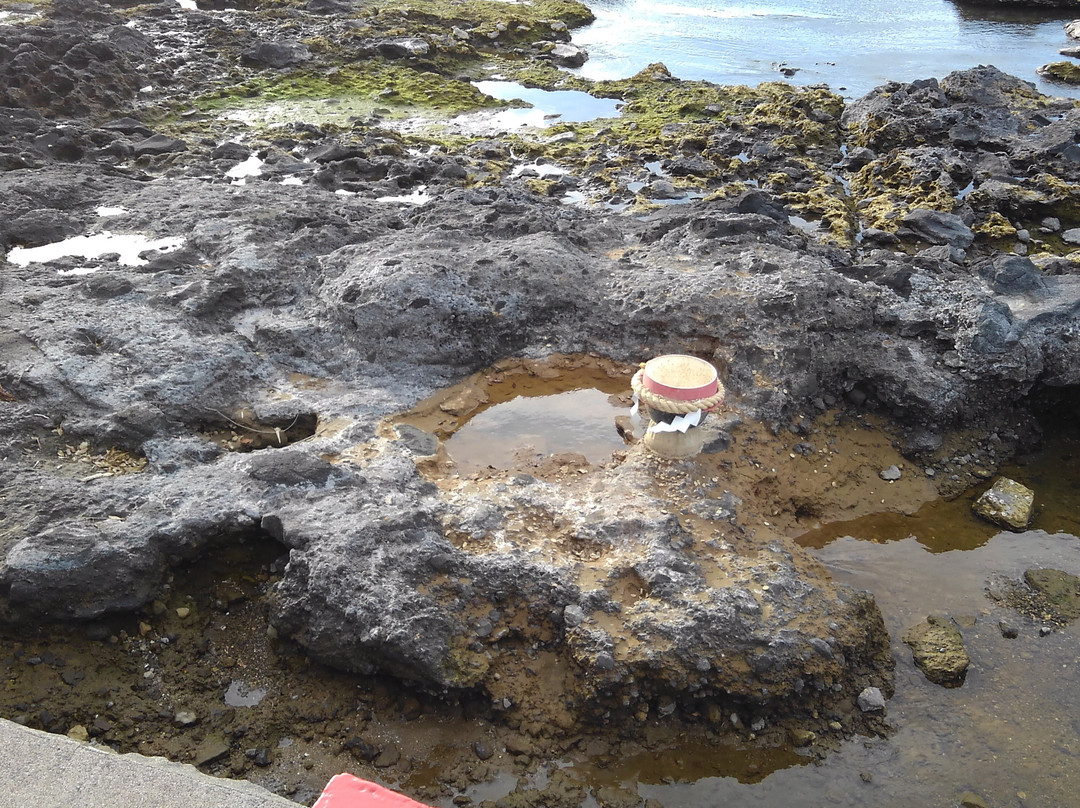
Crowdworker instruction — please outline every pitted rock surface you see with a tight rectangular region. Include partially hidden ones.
[3,0,1080,734]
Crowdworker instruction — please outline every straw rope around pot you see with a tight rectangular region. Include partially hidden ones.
[631,368,726,415]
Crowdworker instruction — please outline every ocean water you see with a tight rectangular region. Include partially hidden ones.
[574,0,1080,98]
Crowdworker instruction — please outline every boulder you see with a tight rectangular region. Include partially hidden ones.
[549,43,587,68]
[973,477,1035,530]
[900,208,975,248]
[903,615,970,686]
[1023,569,1080,621]
[132,134,187,156]
[376,37,430,59]
[241,41,312,69]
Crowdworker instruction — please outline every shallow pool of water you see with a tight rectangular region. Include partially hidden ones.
[432,372,1080,808]
[444,387,630,471]
[574,0,1080,99]
[473,80,622,127]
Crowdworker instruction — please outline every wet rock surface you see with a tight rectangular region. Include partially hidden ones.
[991,566,1080,627]
[902,615,971,687]
[2,0,1080,803]
[973,477,1036,530]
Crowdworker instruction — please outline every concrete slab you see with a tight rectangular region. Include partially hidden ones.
[0,717,300,808]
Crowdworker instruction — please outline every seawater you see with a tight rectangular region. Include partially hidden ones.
[575,0,1080,98]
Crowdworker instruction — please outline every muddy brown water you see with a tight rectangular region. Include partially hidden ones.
[3,361,1079,808]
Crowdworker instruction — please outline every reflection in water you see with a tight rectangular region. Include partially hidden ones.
[223,679,268,707]
[443,390,1080,807]
[472,81,621,128]
[797,488,999,552]
[602,738,809,786]
[445,388,629,470]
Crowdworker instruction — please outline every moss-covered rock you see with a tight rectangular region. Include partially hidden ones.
[972,477,1034,530]
[903,615,970,687]
[1023,569,1080,621]
[1037,61,1080,85]
[849,149,961,233]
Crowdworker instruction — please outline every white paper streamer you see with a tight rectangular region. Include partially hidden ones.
[647,409,703,434]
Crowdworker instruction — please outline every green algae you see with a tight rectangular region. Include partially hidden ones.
[972,211,1018,241]
[190,61,502,128]
[1038,61,1080,86]
[450,63,849,214]
[781,180,857,246]
[379,0,594,42]
[585,64,841,153]
[849,152,959,233]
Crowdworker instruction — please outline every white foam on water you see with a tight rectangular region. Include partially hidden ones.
[7,232,185,268]
[95,206,128,217]
[281,176,304,186]
[177,0,198,9]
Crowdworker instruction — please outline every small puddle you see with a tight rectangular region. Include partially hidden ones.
[392,355,636,473]
[445,387,630,472]
[224,679,268,707]
[472,81,621,128]
[787,214,825,236]
[373,186,432,206]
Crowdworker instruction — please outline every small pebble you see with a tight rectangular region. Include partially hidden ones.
[174,710,198,726]
[857,686,886,712]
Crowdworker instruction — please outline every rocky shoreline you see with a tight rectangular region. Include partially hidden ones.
[3,0,1080,802]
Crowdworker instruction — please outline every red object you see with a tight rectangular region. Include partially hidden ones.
[641,355,719,402]
[313,774,435,808]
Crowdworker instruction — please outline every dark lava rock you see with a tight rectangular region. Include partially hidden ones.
[394,424,439,456]
[3,0,1080,741]
[0,2,149,117]
[975,255,1047,295]
[246,450,338,488]
[241,41,312,69]
[99,117,153,137]
[900,208,974,248]
[3,522,165,620]
[133,135,187,157]
[375,37,430,59]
